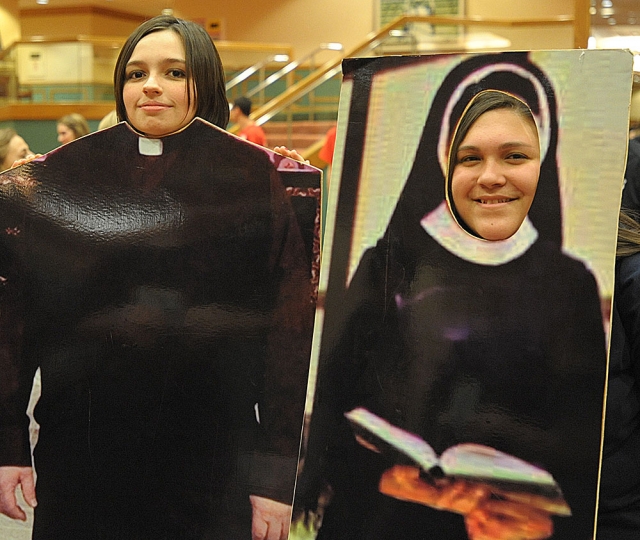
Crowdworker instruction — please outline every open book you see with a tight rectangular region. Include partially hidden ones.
[345,407,571,517]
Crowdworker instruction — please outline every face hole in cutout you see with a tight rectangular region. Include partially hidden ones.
[446,90,541,242]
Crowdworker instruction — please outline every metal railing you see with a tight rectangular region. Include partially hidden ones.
[229,13,580,154]
[225,53,291,93]
[244,43,343,101]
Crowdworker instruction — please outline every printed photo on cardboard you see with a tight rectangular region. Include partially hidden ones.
[291,50,633,540]
[0,118,320,539]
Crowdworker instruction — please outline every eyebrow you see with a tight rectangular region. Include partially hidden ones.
[126,58,187,68]
[457,141,538,152]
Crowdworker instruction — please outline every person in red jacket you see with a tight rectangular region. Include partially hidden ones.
[230,96,268,146]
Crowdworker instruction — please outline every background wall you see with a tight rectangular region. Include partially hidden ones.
[0,0,21,50]
[20,8,145,38]
[173,0,375,63]
[13,0,579,61]
[466,0,576,50]
[175,0,578,59]
[10,1,640,126]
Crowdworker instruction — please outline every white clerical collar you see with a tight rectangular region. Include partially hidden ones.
[421,201,538,266]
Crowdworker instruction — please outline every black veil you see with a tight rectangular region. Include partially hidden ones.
[388,52,562,248]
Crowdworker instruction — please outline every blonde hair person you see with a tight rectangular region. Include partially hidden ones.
[616,209,640,257]
[0,128,32,170]
[98,110,119,131]
[57,113,90,145]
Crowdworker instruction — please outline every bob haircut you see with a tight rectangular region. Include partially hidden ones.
[114,15,229,131]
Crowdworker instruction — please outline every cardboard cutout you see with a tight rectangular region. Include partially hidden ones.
[293,51,632,540]
[0,118,320,539]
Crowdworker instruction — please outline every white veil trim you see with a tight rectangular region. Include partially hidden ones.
[421,201,538,266]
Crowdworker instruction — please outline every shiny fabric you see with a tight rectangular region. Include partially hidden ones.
[0,119,316,539]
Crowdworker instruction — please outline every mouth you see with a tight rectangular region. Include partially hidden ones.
[474,197,517,205]
[139,102,170,111]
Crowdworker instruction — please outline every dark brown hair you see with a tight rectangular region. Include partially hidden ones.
[114,15,229,130]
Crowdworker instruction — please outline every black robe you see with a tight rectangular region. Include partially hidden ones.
[0,119,315,539]
[314,219,606,540]
[294,52,608,540]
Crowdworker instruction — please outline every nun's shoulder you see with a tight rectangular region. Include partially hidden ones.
[528,240,599,285]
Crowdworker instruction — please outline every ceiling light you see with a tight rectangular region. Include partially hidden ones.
[321,43,344,51]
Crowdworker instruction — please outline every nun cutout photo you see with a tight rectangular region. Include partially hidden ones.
[292,50,632,540]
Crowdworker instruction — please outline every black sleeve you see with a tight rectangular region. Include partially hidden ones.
[0,230,34,467]
[247,168,315,504]
[544,258,608,540]
[294,238,398,510]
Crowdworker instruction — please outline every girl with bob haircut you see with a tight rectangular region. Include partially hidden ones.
[113,15,229,131]
[0,13,310,540]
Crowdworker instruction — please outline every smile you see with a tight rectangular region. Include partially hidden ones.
[475,198,516,204]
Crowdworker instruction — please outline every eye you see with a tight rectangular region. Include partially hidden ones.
[457,154,481,165]
[126,70,145,81]
[168,68,186,78]
[505,152,529,161]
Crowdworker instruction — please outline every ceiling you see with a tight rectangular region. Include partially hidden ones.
[591,0,640,32]
[16,0,640,37]
[17,0,170,17]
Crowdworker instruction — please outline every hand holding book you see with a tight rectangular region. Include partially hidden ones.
[345,408,571,540]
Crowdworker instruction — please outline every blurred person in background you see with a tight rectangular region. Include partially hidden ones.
[0,128,32,171]
[230,96,267,146]
[57,113,90,145]
[98,110,119,131]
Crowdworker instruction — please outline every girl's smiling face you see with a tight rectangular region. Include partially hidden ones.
[450,108,541,241]
[123,29,197,137]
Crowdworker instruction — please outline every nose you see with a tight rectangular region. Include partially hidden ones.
[143,74,162,95]
[477,159,506,188]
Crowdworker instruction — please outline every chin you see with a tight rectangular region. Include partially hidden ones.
[474,227,518,241]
